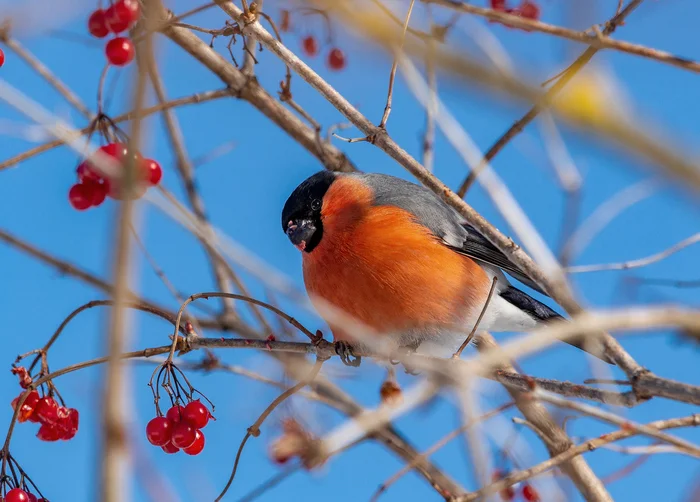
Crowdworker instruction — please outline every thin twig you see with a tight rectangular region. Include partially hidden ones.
[423,0,700,75]
[453,276,498,358]
[568,233,700,273]
[145,56,239,319]
[0,88,233,172]
[456,0,646,196]
[378,0,416,129]
[1,37,92,118]
[453,414,700,501]
[215,358,325,501]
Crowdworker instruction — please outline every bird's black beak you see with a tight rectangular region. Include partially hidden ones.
[286,219,316,251]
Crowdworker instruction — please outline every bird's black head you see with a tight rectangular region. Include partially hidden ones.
[281,170,336,253]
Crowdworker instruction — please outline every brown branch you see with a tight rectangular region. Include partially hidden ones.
[0,88,233,172]
[99,12,153,497]
[424,0,700,75]
[568,233,700,273]
[454,414,700,501]
[0,227,235,332]
[378,0,416,129]
[371,402,516,502]
[536,391,700,457]
[216,357,326,501]
[491,370,638,407]
[0,36,92,118]
[456,0,645,196]
[145,54,239,319]
[475,332,612,502]
[159,4,355,173]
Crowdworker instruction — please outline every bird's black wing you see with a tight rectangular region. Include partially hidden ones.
[447,224,547,295]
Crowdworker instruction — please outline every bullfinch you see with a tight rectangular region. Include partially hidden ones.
[282,170,611,364]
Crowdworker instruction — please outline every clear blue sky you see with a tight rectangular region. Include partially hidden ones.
[1,0,698,501]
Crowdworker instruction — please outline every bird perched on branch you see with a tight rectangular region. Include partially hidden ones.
[281,170,612,366]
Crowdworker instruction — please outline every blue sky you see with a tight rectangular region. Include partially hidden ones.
[1,0,699,501]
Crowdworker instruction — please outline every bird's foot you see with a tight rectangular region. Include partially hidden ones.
[393,342,421,376]
[334,341,362,367]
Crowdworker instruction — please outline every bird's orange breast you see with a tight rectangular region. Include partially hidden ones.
[302,176,490,342]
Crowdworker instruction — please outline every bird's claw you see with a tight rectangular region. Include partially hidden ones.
[335,341,361,367]
[396,342,421,375]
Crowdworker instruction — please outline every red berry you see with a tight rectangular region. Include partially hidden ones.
[327,48,346,70]
[161,441,180,454]
[171,422,197,449]
[121,0,141,23]
[58,407,79,440]
[37,423,62,442]
[5,488,30,502]
[492,470,515,500]
[26,493,39,502]
[105,37,135,66]
[100,142,127,159]
[490,0,507,10]
[83,179,108,207]
[302,36,318,57]
[522,484,539,501]
[146,417,172,446]
[88,9,109,38]
[11,390,39,423]
[519,1,540,19]
[0,48,5,67]
[68,183,92,211]
[166,405,185,424]
[183,429,205,455]
[141,158,162,185]
[182,400,211,429]
[105,1,137,33]
[77,161,102,183]
[35,396,59,425]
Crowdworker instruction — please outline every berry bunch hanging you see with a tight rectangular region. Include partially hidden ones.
[280,10,347,71]
[69,143,162,210]
[0,451,49,502]
[87,0,141,66]
[9,366,79,442]
[68,115,163,211]
[146,362,215,456]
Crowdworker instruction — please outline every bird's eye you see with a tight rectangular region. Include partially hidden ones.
[311,199,321,211]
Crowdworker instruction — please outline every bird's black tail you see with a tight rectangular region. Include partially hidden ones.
[499,286,614,364]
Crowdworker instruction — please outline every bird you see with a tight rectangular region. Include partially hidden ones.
[281,170,611,365]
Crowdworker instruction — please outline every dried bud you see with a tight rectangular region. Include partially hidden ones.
[380,380,403,407]
[269,419,325,469]
[492,470,515,501]
[521,484,540,501]
[11,366,33,389]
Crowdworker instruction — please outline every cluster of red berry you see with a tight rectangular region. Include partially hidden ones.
[69,142,162,211]
[87,0,140,66]
[9,368,79,442]
[279,10,347,71]
[490,0,540,20]
[146,400,213,455]
[493,470,540,501]
[1,487,48,502]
